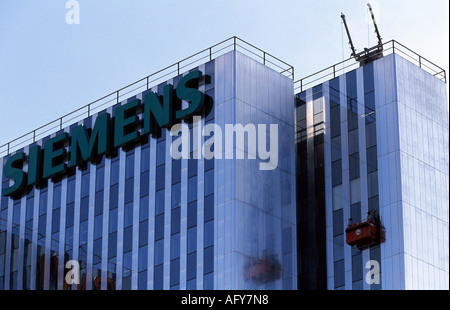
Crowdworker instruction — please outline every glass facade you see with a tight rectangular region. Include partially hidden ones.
[295,53,448,290]
[0,45,448,291]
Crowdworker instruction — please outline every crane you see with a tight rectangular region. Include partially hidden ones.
[341,3,384,66]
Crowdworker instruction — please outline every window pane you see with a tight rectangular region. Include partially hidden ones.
[188,176,197,203]
[154,239,164,266]
[350,178,361,204]
[204,221,214,248]
[332,185,343,211]
[139,220,148,247]
[139,246,147,272]
[187,253,196,281]
[172,182,181,209]
[156,165,165,191]
[348,129,359,155]
[140,196,149,221]
[331,136,341,162]
[204,195,214,222]
[333,210,343,237]
[187,227,197,254]
[155,190,164,216]
[140,171,149,198]
[155,214,164,241]
[187,201,197,228]
[171,207,180,235]
[332,160,342,187]
[204,169,214,196]
[334,260,345,288]
[171,233,180,260]
[333,235,344,261]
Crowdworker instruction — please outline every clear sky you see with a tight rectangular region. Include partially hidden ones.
[0,0,448,146]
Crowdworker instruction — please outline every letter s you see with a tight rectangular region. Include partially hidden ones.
[2,152,27,197]
[175,70,205,120]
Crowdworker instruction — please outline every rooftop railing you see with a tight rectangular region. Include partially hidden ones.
[0,36,294,158]
[294,39,447,94]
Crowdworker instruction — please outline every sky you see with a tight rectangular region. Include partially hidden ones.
[0,0,448,148]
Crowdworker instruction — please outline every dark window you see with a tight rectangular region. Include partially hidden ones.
[351,202,362,223]
[125,152,135,180]
[331,136,341,162]
[96,166,104,192]
[111,160,120,185]
[80,197,89,222]
[172,159,181,184]
[349,153,360,180]
[81,173,90,198]
[94,191,104,216]
[172,183,181,209]
[156,165,165,191]
[141,146,150,172]
[154,264,163,290]
[367,146,378,173]
[109,208,118,233]
[171,207,180,235]
[140,196,149,222]
[138,270,147,290]
[187,201,197,228]
[125,178,134,204]
[332,160,342,186]
[204,195,214,222]
[187,252,196,281]
[139,245,148,272]
[155,190,164,215]
[348,130,359,155]
[171,233,180,260]
[156,142,165,167]
[170,258,180,287]
[140,171,149,197]
[333,209,343,237]
[154,239,164,266]
[124,202,133,228]
[187,227,197,254]
[352,253,363,282]
[123,226,133,253]
[139,220,148,247]
[188,176,197,203]
[204,246,214,274]
[334,260,345,288]
[204,169,214,196]
[155,214,164,241]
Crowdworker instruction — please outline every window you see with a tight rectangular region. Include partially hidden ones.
[155,214,164,241]
[350,178,361,204]
[139,220,148,247]
[172,183,181,209]
[334,260,345,288]
[187,227,197,254]
[332,160,342,187]
[348,130,359,155]
[204,169,214,196]
[188,176,197,203]
[171,207,180,235]
[332,185,343,211]
[331,136,341,162]
[333,209,343,237]
[154,239,164,266]
[204,221,214,248]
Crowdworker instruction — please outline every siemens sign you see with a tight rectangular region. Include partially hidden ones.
[2,70,209,197]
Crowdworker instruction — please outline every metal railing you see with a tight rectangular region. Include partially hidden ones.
[0,36,294,158]
[294,39,447,94]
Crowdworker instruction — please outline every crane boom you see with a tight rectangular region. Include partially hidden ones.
[341,13,357,58]
[367,3,382,46]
